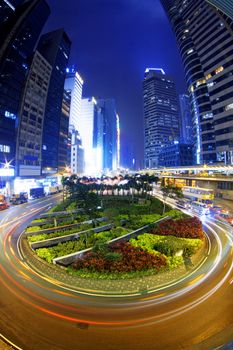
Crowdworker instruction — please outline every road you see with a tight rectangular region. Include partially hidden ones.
[0,196,233,350]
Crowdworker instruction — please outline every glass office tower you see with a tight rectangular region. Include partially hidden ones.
[96,99,118,172]
[64,68,83,132]
[143,68,180,168]
[207,0,233,19]
[16,51,52,177]
[179,94,193,144]
[161,0,233,165]
[0,0,50,173]
[37,29,71,175]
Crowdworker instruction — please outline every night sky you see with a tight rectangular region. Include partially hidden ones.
[44,0,187,169]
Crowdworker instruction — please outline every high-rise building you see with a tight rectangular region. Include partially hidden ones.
[0,0,50,174]
[64,68,83,132]
[0,0,25,24]
[79,97,98,174]
[207,1,233,19]
[179,94,193,144]
[161,0,233,165]
[37,29,71,175]
[58,89,71,173]
[143,68,180,169]
[71,130,84,175]
[16,50,52,177]
[96,99,118,172]
[158,141,194,167]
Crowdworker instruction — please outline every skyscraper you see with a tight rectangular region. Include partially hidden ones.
[64,68,83,132]
[16,50,52,177]
[179,94,193,144]
[58,89,71,173]
[0,0,23,24]
[79,97,98,174]
[0,0,50,173]
[37,29,71,175]
[161,0,233,165]
[207,1,233,19]
[96,99,118,172]
[71,130,84,175]
[143,68,180,168]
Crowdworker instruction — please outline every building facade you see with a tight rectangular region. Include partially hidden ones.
[158,142,194,167]
[143,68,180,169]
[179,94,193,144]
[96,99,118,172]
[71,130,84,175]
[64,68,83,132]
[58,89,71,173]
[79,97,98,174]
[207,0,233,19]
[0,0,24,24]
[16,50,52,177]
[161,0,233,165]
[37,29,71,175]
[0,0,50,176]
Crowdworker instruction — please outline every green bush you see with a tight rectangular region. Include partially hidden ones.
[36,240,87,263]
[28,224,92,243]
[66,202,77,211]
[31,218,47,223]
[93,227,129,243]
[164,209,189,220]
[166,256,184,269]
[25,226,41,233]
[130,234,203,258]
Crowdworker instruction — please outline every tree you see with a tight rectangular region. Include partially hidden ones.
[161,185,172,215]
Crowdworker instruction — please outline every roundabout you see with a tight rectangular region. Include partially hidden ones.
[0,196,233,350]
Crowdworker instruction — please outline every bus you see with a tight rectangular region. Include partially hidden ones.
[182,186,214,206]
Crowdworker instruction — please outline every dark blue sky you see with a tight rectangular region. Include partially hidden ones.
[44,0,187,169]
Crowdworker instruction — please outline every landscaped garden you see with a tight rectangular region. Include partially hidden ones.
[24,175,205,281]
[69,216,204,279]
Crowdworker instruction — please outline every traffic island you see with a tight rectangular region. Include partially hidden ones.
[19,197,209,296]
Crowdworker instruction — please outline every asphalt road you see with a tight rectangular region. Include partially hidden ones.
[0,196,233,350]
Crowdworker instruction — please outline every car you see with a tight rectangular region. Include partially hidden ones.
[215,212,233,226]
[0,202,9,211]
[210,205,224,214]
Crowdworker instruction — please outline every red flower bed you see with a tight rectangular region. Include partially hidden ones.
[72,242,167,273]
[151,217,204,239]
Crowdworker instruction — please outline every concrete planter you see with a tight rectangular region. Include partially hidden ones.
[39,208,84,219]
[31,223,113,250]
[26,217,108,236]
[53,216,170,267]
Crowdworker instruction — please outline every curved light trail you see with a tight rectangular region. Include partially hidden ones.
[0,196,233,350]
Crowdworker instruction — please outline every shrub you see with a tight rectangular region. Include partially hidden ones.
[28,224,93,243]
[72,242,167,273]
[130,233,203,258]
[36,240,87,263]
[167,256,184,269]
[93,227,129,243]
[151,217,204,239]
[66,202,77,211]
[165,209,189,220]
[25,226,41,233]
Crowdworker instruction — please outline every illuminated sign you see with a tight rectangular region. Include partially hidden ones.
[0,168,14,177]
